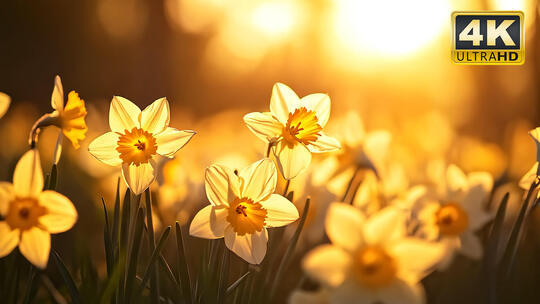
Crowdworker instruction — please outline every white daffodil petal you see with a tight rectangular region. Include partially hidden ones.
[38,191,78,234]
[0,182,15,216]
[239,158,277,202]
[260,194,299,227]
[446,164,468,199]
[155,128,195,158]
[189,205,228,239]
[13,149,43,198]
[301,93,330,127]
[51,75,64,111]
[364,206,406,245]
[302,244,351,287]
[224,226,268,264]
[140,97,170,134]
[330,280,375,304]
[88,132,122,166]
[459,232,483,260]
[109,96,141,133]
[0,92,11,119]
[243,112,283,142]
[376,280,425,304]
[270,82,300,124]
[0,222,19,258]
[325,202,365,252]
[309,133,341,153]
[389,238,446,282]
[19,227,51,269]
[121,161,156,195]
[519,163,538,190]
[530,127,540,167]
[205,164,241,207]
[273,140,312,180]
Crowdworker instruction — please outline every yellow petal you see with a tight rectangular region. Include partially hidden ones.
[530,127,540,166]
[270,82,300,125]
[0,92,11,119]
[388,238,446,282]
[189,205,228,239]
[61,91,88,149]
[325,202,365,252]
[302,244,351,287]
[300,93,330,127]
[239,158,277,202]
[260,194,299,227]
[109,96,141,133]
[340,111,366,146]
[273,140,311,180]
[140,97,170,134]
[205,164,241,207]
[243,112,283,142]
[13,149,43,198]
[51,75,64,111]
[155,128,195,158]
[446,164,468,199]
[224,226,268,264]
[121,161,156,195]
[308,133,341,153]
[19,227,51,269]
[0,222,19,258]
[364,206,406,245]
[53,132,63,165]
[364,130,392,169]
[38,191,78,234]
[88,132,122,166]
[0,182,15,216]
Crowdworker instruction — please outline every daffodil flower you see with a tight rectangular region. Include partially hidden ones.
[519,127,540,194]
[244,83,341,179]
[0,92,10,119]
[0,149,78,268]
[88,96,195,195]
[417,164,493,269]
[302,203,444,304]
[189,158,299,264]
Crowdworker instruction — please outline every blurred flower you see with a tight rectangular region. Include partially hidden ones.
[530,127,540,174]
[244,83,341,179]
[302,203,444,304]
[289,288,329,304]
[0,149,77,268]
[518,127,540,195]
[189,158,299,264]
[88,96,195,194]
[417,164,493,269]
[450,137,507,180]
[0,92,10,119]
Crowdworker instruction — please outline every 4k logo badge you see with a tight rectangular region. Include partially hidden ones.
[452,11,524,65]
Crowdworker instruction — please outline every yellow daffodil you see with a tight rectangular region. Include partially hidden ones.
[88,96,195,195]
[243,83,341,179]
[417,164,493,269]
[302,203,444,304]
[519,127,540,194]
[189,158,299,264]
[0,149,77,268]
[0,92,10,119]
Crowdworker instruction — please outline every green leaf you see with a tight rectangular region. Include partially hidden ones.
[144,189,159,303]
[22,266,39,304]
[135,226,171,299]
[124,207,145,303]
[217,248,230,303]
[226,271,251,295]
[175,222,193,303]
[112,178,121,257]
[52,250,81,304]
[99,252,126,304]
[102,198,114,277]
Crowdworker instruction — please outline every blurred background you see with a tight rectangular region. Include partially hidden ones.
[0,0,539,302]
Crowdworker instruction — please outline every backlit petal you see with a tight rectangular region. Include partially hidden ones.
[389,238,446,282]
[300,93,330,127]
[0,92,11,119]
[19,227,50,269]
[260,194,299,227]
[121,161,156,195]
[38,191,78,234]
[325,202,365,252]
[224,226,268,264]
[302,244,351,287]
[364,206,406,245]
[273,140,312,180]
[0,182,15,216]
[530,127,540,166]
[0,222,19,258]
[309,133,341,153]
[239,158,277,202]
[205,164,241,207]
[140,97,170,134]
[459,232,482,260]
[376,280,425,304]
[519,163,538,190]
[109,96,141,133]
[51,75,64,111]
[446,164,467,199]
[189,205,228,239]
[270,82,300,124]
[155,128,195,158]
[88,132,122,166]
[243,112,283,142]
[13,149,43,198]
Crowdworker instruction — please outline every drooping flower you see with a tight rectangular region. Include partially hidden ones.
[88,96,195,195]
[417,164,493,269]
[302,203,444,304]
[0,149,78,268]
[244,83,341,179]
[0,92,10,119]
[189,158,299,264]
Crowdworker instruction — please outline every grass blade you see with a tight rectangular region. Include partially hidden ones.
[226,271,251,295]
[135,225,171,298]
[112,178,121,256]
[144,189,159,303]
[175,222,193,304]
[99,252,126,304]
[52,250,81,304]
[217,248,230,303]
[102,198,114,277]
[124,207,145,303]
[22,266,39,304]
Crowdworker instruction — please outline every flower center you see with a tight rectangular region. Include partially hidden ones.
[5,198,47,231]
[226,197,267,236]
[435,202,469,236]
[116,127,158,166]
[282,107,322,147]
[353,246,397,289]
